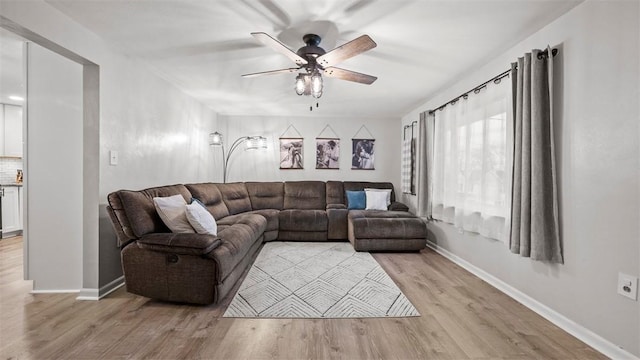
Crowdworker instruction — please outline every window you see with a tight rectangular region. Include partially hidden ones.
[431,78,512,241]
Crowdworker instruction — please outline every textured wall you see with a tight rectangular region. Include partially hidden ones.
[26,42,83,291]
[0,1,219,293]
[402,1,640,356]
[218,115,402,191]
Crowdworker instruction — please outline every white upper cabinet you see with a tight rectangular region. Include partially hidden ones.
[1,104,23,157]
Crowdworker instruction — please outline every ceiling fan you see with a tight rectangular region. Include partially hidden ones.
[242,32,377,99]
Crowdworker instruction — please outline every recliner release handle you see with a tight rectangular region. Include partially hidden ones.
[167,254,179,264]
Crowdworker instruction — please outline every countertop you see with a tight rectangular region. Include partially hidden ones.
[0,183,23,187]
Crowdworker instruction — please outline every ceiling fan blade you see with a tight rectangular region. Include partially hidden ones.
[251,32,308,66]
[317,35,377,68]
[323,67,377,85]
[242,68,300,78]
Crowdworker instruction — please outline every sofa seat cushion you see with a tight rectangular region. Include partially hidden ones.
[247,209,280,232]
[209,214,267,282]
[217,213,267,235]
[348,211,426,239]
[279,209,327,231]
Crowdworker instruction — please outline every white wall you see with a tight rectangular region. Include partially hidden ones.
[402,1,640,356]
[26,42,83,291]
[219,115,401,190]
[1,1,219,294]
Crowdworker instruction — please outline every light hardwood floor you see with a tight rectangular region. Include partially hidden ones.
[0,236,604,359]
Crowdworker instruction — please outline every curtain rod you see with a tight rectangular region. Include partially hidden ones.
[403,120,417,140]
[428,48,557,114]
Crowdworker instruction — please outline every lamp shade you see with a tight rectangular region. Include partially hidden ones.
[311,72,323,98]
[209,132,223,146]
[245,136,268,150]
[295,74,306,96]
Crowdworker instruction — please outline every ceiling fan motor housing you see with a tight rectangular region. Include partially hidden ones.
[297,34,326,71]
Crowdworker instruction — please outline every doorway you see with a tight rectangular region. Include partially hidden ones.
[0,21,100,295]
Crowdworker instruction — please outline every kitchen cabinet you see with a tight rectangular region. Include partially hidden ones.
[0,104,23,157]
[1,186,23,237]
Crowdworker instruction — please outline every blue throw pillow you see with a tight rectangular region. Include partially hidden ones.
[346,190,366,210]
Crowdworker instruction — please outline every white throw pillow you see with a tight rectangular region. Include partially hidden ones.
[153,195,195,233]
[364,188,392,206]
[365,190,389,210]
[185,201,217,236]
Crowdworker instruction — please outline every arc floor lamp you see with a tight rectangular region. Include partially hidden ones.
[209,131,267,183]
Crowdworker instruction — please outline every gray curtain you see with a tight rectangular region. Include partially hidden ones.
[416,111,435,219]
[510,47,563,263]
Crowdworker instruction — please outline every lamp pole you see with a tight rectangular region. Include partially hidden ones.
[224,136,251,183]
[210,132,267,183]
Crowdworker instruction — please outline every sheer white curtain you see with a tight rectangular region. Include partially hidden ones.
[431,78,513,241]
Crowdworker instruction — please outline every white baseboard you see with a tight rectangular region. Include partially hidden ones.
[75,276,125,301]
[99,276,124,299]
[31,289,80,294]
[77,288,99,301]
[426,241,639,360]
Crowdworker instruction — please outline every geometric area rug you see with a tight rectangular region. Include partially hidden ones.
[223,242,420,318]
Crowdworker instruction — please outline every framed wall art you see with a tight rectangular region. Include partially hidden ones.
[316,138,340,169]
[351,138,375,170]
[279,138,304,169]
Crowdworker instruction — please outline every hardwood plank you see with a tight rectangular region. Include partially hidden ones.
[0,237,606,359]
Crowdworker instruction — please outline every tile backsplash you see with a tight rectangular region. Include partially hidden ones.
[0,158,23,184]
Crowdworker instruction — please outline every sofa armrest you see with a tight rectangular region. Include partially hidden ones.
[138,233,222,256]
[388,201,409,212]
[327,203,347,210]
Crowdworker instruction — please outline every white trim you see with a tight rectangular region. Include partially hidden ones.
[98,276,125,299]
[426,241,640,360]
[31,289,80,294]
[75,276,125,301]
[76,288,99,301]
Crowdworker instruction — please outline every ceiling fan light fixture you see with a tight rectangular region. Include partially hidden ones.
[245,32,377,104]
[311,72,323,98]
[295,73,307,96]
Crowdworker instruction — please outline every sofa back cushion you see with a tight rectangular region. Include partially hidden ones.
[326,181,344,205]
[116,184,192,238]
[185,183,230,220]
[246,182,284,210]
[343,181,396,204]
[217,183,253,215]
[283,181,326,210]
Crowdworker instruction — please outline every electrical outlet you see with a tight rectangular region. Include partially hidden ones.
[617,273,638,301]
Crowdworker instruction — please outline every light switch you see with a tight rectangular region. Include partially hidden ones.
[109,150,118,166]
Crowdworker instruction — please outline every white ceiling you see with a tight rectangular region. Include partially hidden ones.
[34,1,582,117]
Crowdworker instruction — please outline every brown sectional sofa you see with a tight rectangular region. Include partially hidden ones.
[107,181,426,305]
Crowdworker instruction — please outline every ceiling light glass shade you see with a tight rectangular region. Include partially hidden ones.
[311,72,323,98]
[209,131,223,146]
[245,136,268,150]
[295,74,306,96]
